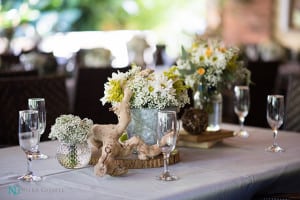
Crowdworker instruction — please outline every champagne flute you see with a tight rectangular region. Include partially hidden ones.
[234,86,250,138]
[28,98,48,159]
[156,110,178,181]
[266,95,285,152]
[18,110,42,182]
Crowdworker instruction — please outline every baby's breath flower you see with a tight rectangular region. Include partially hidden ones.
[49,114,93,144]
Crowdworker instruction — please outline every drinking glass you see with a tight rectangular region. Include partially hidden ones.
[266,95,285,152]
[156,110,178,181]
[234,85,250,138]
[28,98,48,159]
[18,110,42,182]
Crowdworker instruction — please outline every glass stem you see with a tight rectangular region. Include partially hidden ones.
[163,153,170,174]
[33,144,40,153]
[26,154,33,175]
[239,117,245,131]
[32,133,41,153]
[273,129,278,146]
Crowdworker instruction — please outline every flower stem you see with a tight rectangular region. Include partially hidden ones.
[68,145,77,168]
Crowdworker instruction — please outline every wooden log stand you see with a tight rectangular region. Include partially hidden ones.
[90,150,180,169]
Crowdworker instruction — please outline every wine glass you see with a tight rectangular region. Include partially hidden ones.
[266,95,285,152]
[18,110,42,182]
[28,98,48,159]
[156,110,178,181]
[233,85,250,138]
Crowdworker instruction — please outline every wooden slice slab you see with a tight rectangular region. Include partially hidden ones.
[177,129,235,148]
[89,150,180,169]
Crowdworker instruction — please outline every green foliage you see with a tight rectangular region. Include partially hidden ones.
[0,0,206,55]
[1,0,202,31]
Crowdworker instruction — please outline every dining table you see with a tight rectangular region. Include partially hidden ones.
[1,123,300,200]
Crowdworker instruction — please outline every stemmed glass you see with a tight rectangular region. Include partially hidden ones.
[233,85,250,138]
[266,95,285,152]
[18,110,42,182]
[28,98,48,159]
[156,110,178,181]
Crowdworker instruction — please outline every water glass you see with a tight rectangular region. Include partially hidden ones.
[233,85,250,138]
[18,110,42,182]
[266,95,285,152]
[156,110,178,181]
[28,98,48,159]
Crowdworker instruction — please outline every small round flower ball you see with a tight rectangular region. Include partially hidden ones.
[181,108,208,135]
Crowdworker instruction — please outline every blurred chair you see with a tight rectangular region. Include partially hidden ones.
[275,61,300,98]
[246,61,281,128]
[76,48,113,68]
[0,75,69,147]
[127,35,150,68]
[73,66,130,124]
[19,51,58,75]
[284,74,300,132]
[0,53,20,70]
[222,88,238,124]
[0,69,38,78]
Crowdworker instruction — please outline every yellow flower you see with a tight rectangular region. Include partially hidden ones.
[192,42,199,49]
[148,85,154,92]
[218,47,226,53]
[205,47,212,58]
[163,65,177,80]
[197,67,205,75]
[199,56,204,62]
[107,80,123,102]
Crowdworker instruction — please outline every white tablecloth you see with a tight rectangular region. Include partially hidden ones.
[1,124,300,200]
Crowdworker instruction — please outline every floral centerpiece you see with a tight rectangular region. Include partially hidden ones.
[176,37,251,131]
[101,65,190,110]
[101,65,190,144]
[49,114,93,168]
[176,38,250,95]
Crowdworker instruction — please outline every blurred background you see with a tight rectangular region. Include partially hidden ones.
[2,0,299,69]
[1,0,300,142]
